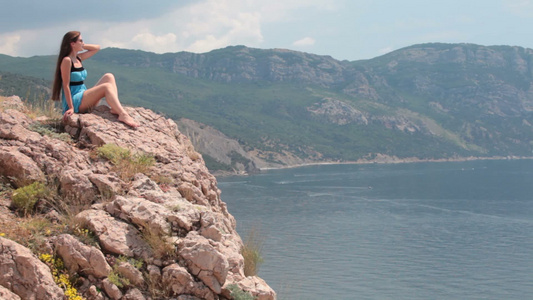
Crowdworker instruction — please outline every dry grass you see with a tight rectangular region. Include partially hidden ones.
[141,227,177,260]
[186,144,201,161]
[23,97,63,120]
[241,226,264,277]
[0,215,67,253]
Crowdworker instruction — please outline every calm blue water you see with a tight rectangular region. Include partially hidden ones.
[218,160,533,300]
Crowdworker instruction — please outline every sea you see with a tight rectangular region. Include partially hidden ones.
[217,159,533,300]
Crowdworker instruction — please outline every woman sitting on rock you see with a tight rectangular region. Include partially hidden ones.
[51,31,139,128]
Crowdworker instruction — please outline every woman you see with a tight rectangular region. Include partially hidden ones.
[51,31,139,127]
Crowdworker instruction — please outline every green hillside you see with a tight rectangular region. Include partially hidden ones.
[1,43,532,171]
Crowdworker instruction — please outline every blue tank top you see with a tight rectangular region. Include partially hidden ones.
[69,57,87,85]
[61,57,88,113]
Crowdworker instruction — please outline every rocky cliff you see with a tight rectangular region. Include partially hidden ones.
[0,96,275,300]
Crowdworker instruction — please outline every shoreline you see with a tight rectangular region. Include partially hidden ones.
[259,155,533,171]
[214,155,533,176]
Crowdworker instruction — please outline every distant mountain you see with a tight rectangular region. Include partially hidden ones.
[1,43,532,173]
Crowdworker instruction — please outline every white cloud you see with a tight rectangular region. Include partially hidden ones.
[89,0,265,54]
[131,32,178,53]
[0,33,21,56]
[181,1,264,53]
[0,0,340,57]
[293,37,316,46]
[92,0,337,54]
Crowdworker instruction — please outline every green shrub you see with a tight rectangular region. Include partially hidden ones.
[96,143,131,165]
[28,121,71,143]
[96,143,155,181]
[227,284,256,300]
[12,182,48,215]
[108,270,130,288]
[117,255,143,269]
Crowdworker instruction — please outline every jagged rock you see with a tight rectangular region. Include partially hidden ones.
[116,261,145,287]
[0,123,41,142]
[162,263,215,300]
[87,285,105,300]
[102,278,123,300]
[60,166,98,205]
[177,118,260,175]
[76,209,153,259]
[67,106,226,211]
[0,96,24,111]
[231,276,277,300]
[89,173,123,198]
[0,284,21,300]
[130,173,162,194]
[178,231,229,294]
[0,237,65,300]
[122,288,146,300]
[106,196,171,236]
[52,234,112,278]
[0,146,45,187]
[176,296,203,300]
[147,264,161,282]
[0,100,276,299]
[128,173,183,203]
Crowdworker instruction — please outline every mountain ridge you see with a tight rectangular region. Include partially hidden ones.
[1,43,532,173]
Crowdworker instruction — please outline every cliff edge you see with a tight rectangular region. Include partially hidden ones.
[0,96,276,300]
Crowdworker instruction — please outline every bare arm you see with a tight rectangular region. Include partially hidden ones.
[79,43,101,61]
[61,57,74,111]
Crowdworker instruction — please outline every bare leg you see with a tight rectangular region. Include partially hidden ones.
[80,76,139,127]
[94,73,119,115]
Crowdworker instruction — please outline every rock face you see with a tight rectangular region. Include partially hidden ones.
[177,118,260,175]
[0,97,276,299]
[0,237,65,300]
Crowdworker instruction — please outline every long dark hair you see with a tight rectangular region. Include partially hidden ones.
[51,31,80,101]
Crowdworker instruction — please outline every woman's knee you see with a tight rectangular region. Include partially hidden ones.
[102,73,115,82]
[104,73,115,79]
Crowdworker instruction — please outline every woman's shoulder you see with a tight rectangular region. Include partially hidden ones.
[61,56,72,65]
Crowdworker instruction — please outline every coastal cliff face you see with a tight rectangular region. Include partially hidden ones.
[0,96,275,300]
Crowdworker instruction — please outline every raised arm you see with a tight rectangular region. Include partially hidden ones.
[78,43,101,61]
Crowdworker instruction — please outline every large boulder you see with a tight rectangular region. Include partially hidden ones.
[0,285,21,300]
[0,237,64,300]
[51,234,112,278]
[76,209,153,260]
[0,146,45,187]
[179,232,229,294]
[162,263,215,300]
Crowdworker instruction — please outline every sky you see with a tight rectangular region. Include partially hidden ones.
[1,0,533,61]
